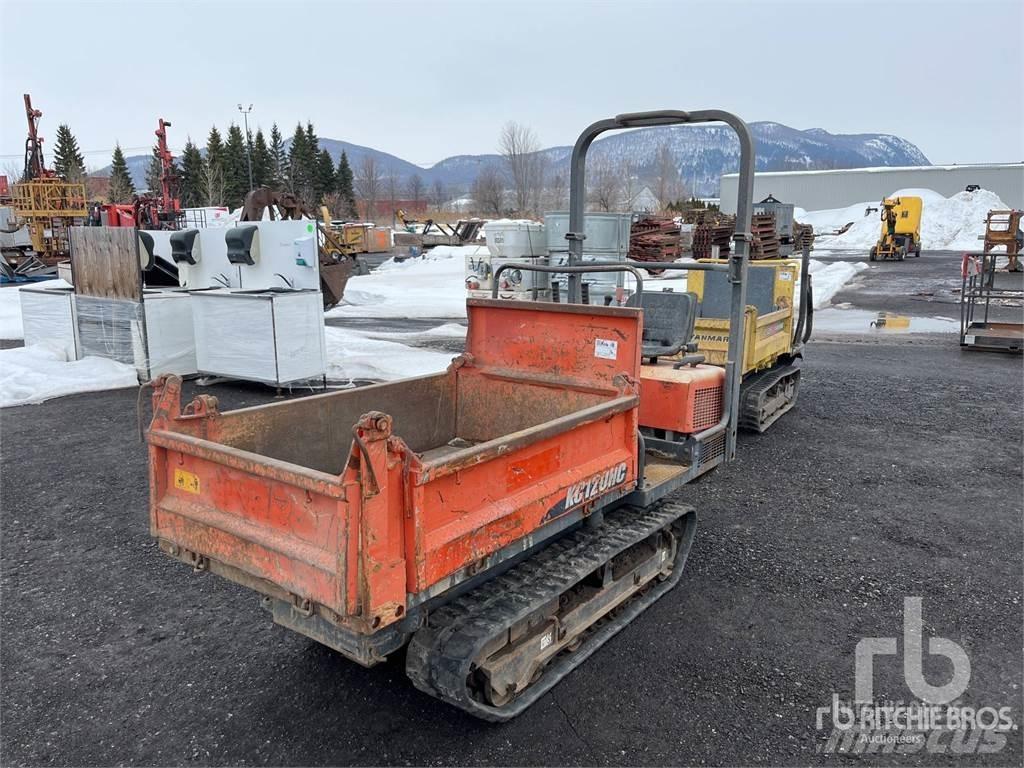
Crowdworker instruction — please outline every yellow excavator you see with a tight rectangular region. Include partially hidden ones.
[870,196,922,261]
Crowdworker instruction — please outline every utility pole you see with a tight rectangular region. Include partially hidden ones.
[237,103,254,192]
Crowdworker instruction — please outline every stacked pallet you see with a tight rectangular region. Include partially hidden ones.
[749,213,781,260]
[692,217,734,259]
[629,217,683,266]
[792,221,815,251]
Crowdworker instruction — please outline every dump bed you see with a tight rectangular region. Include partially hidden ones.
[148,299,642,647]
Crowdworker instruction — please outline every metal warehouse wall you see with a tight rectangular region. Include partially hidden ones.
[719,164,1024,214]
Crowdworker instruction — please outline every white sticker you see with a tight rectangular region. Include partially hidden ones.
[779,272,793,281]
[540,630,553,651]
[594,338,618,360]
[964,335,976,345]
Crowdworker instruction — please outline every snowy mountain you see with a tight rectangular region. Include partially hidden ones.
[100,122,929,197]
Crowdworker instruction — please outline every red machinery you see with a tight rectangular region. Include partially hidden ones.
[95,117,183,230]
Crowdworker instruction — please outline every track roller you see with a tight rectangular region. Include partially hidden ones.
[405,501,696,721]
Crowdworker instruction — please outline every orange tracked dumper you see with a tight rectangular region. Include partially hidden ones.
[148,110,769,720]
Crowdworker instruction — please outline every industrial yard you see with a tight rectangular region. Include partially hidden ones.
[2,0,1023,766]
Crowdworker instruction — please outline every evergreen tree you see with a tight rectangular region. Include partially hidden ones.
[313,149,336,205]
[108,144,135,203]
[223,123,249,207]
[52,124,86,182]
[179,139,205,209]
[287,122,317,205]
[269,123,286,188]
[204,126,225,206]
[251,129,272,189]
[336,150,357,219]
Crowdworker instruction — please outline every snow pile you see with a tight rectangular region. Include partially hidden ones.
[803,188,1007,251]
[324,326,456,383]
[806,258,868,308]
[327,245,484,319]
[0,343,138,408]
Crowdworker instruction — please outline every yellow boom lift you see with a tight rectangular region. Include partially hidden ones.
[870,196,922,261]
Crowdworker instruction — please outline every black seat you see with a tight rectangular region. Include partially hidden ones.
[626,291,704,367]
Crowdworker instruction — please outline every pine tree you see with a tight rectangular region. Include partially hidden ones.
[251,129,271,189]
[204,126,225,206]
[108,144,135,203]
[223,123,249,207]
[179,139,204,209]
[269,123,286,188]
[52,124,86,182]
[287,122,317,205]
[313,149,337,205]
[336,150,357,219]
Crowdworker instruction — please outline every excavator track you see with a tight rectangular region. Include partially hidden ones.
[405,501,696,721]
[739,360,801,433]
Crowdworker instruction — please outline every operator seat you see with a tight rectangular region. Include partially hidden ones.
[626,291,704,368]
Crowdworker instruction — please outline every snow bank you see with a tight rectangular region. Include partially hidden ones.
[806,258,869,308]
[0,343,138,408]
[324,327,455,383]
[805,188,1006,251]
[327,246,483,319]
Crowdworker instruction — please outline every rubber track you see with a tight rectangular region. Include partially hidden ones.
[739,361,801,433]
[405,501,695,721]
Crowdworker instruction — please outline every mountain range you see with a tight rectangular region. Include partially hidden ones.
[102,122,930,199]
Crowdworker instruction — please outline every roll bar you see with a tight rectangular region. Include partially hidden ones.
[565,109,756,462]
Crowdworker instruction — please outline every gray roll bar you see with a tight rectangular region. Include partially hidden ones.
[566,109,755,462]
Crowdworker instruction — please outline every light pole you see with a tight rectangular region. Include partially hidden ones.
[237,103,254,192]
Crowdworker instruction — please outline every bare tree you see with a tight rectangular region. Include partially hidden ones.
[471,165,505,216]
[354,155,382,221]
[499,121,544,215]
[430,179,447,211]
[405,174,425,206]
[653,142,684,211]
[587,159,620,211]
[201,161,224,207]
[618,159,638,211]
[545,172,567,211]
[384,170,401,226]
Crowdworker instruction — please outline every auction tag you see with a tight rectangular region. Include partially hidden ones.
[174,469,201,495]
[594,338,618,360]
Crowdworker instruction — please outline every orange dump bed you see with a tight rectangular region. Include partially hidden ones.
[148,299,642,641]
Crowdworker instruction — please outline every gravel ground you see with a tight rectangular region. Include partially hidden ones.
[1,336,1021,766]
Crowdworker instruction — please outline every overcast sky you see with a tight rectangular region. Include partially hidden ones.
[1,0,1021,170]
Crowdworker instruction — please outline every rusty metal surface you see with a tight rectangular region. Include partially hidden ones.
[319,258,352,310]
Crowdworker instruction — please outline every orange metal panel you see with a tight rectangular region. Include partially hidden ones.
[638,362,724,434]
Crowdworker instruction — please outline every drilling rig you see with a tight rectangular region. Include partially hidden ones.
[5,94,88,269]
[92,118,184,230]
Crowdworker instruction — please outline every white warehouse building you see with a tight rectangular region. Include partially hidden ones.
[718,163,1023,214]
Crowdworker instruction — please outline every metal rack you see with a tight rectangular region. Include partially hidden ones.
[959,251,1023,352]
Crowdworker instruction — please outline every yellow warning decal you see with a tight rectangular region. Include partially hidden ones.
[173,468,201,494]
